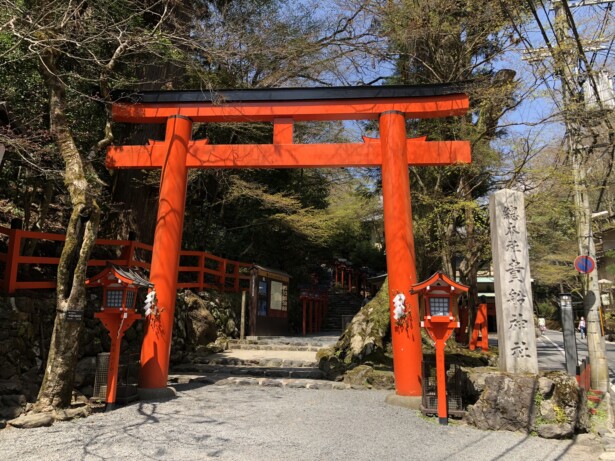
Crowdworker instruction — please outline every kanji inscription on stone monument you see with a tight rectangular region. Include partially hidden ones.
[489,189,538,373]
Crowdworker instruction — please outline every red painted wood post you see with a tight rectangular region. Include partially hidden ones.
[309,299,314,334]
[469,303,488,351]
[341,268,345,288]
[220,259,227,291]
[120,233,137,267]
[106,318,122,405]
[380,110,422,397]
[435,341,448,424]
[335,267,339,285]
[233,263,240,292]
[4,229,21,294]
[302,298,307,336]
[197,254,205,291]
[140,115,192,389]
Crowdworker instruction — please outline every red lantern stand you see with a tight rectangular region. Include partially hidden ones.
[469,301,489,352]
[411,272,468,425]
[87,266,149,407]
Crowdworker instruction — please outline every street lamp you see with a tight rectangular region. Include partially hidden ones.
[558,293,578,376]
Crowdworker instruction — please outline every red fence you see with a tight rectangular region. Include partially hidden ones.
[0,226,251,294]
[577,357,591,391]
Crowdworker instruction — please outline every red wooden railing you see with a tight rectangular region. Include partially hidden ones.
[299,288,328,336]
[576,357,591,391]
[0,226,251,294]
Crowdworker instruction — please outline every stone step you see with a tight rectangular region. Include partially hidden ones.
[226,343,323,352]
[227,336,336,343]
[325,312,355,317]
[169,374,351,390]
[325,308,360,314]
[172,363,325,380]
[189,356,317,368]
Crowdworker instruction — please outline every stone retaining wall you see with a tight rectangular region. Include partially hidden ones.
[0,289,239,424]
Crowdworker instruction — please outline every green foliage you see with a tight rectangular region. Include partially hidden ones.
[525,166,579,289]
[368,0,522,297]
[535,301,558,320]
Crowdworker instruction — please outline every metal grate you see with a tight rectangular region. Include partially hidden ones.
[421,360,465,417]
[429,297,450,316]
[106,290,124,307]
[116,353,140,404]
[93,352,110,400]
[92,352,140,404]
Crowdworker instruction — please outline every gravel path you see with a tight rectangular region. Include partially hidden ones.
[0,384,602,461]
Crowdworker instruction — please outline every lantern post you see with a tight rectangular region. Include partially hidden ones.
[88,266,150,407]
[411,272,468,425]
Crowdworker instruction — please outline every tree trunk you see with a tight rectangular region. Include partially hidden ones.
[572,148,609,391]
[553,4,609,391]
[23,181,54,258]
[34,49,101,411]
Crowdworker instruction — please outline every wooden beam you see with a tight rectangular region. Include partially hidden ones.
[112,94,469,123]
[106,138,471,169]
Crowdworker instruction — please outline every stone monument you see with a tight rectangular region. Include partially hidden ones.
[489,189,538,373]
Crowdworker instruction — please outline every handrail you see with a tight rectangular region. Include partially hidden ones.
[0,228,251,294]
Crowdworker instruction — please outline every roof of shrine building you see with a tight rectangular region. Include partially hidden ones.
[112,82,471,104]
[86,264,152,288]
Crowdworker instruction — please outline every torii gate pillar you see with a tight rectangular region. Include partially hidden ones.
[380,111,421,396]
[140,116,192,388]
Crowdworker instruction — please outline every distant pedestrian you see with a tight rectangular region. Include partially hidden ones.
[538,317,546,336]
[361,291,372,307]
[578,316,587,339]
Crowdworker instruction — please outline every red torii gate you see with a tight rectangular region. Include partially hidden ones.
[107,85,471,397]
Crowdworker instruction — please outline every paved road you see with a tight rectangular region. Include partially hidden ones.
[0,385,602,461]
[536,329,615,385]
[0,332,607,461]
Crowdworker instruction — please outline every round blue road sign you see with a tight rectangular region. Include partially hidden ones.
[574,255,595,274]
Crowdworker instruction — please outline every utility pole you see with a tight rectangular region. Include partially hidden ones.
[553,1,609,391]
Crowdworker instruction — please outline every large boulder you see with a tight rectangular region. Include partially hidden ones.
[197,291,241,338]
[465,370,587,438]
[465,374,537,432]
[177,290,218,347]
[342,365,395,390]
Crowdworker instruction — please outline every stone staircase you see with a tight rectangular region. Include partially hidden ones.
[168,285,366,389]
[321,288,363,332]
[169,335,349,390]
